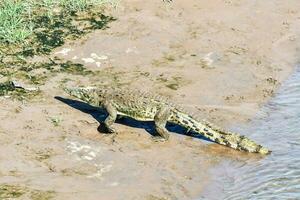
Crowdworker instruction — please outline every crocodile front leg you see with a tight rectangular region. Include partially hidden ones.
[103,101,117,133]
[153,106,171,141]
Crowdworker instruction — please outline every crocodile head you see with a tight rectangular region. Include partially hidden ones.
[64,86,101,106]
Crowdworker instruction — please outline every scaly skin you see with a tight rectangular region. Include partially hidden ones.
[65,86,270,154]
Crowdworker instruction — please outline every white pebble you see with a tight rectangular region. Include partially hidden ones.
[82,58,95,63]
[55,48,72,55]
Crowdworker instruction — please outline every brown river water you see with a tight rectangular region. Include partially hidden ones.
[202,65,300,200]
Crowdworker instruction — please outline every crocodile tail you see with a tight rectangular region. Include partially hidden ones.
[170,109,270,154]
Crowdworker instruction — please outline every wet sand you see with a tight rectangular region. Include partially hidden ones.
[1,0,300,199]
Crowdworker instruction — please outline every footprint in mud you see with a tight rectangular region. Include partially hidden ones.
[66,139,101,161]
[65,139,113,179]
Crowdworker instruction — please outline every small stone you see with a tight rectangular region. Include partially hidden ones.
[96,62,101,67]
[82,58,95,63]
[198,52,221,69]
[55,48,72,56]
[91,53,108,60]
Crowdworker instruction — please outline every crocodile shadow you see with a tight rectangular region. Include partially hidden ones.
[55,96,211,142]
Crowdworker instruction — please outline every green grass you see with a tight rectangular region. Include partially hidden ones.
[0,0,118,44]
[0,0,33,43]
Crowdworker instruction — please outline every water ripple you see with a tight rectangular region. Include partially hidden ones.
[220,65,300,200]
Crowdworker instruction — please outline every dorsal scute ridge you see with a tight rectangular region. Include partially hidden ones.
[173,103,204,122]
[201,119,233,135]
[130,88,166,103]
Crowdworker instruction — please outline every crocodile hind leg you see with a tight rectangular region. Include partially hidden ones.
[152,106,170,142]
[103,101,117,133]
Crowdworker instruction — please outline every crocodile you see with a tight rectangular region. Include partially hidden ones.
[64,86,270,154]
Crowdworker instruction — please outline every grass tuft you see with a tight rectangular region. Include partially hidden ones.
[0,0,33,43]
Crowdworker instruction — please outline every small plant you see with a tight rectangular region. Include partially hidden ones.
[50,116,63,126]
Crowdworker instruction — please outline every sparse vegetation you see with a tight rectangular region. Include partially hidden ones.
[0,0,117,100]
[0,0,118,44]
[156,75,188,90]
[35,148,55,161]
[31,190,55,200]
[0,81,15,96]
[0,185,25,199]
[0,81,40,100]
[0,184,55,199]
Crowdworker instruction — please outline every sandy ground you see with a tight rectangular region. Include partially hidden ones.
[1,0,300,199]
